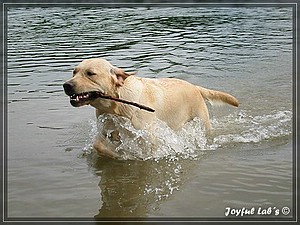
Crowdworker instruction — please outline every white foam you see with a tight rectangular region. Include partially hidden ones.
[212,110,292,145]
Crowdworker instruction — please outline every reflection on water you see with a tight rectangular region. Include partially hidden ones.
[6,6,293,219]
[86,155,199,218]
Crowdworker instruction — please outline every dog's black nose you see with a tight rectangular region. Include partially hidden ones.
[63,81,75,96]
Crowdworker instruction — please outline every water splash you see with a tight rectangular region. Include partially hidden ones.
[212,110,292,146]
[84,115,207,161]
[82,109,292,160]
[82,119,98,155]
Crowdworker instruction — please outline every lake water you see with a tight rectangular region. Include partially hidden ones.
[5,6,295,221]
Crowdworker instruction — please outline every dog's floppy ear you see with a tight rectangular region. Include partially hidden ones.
[111,67,136,86]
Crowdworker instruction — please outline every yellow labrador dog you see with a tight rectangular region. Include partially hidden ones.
[63,58,238,158]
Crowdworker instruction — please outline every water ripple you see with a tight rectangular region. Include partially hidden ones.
[6,6,293,217]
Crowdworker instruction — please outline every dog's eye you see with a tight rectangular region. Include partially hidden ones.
[86,71,96,76]
[73,68,78,76]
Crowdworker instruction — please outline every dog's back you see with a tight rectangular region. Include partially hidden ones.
[119,76,238,130]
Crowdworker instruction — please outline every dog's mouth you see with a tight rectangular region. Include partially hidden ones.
[67,90,155,112]
[69,91,101,107]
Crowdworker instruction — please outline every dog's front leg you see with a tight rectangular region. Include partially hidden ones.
[93,134,120,159]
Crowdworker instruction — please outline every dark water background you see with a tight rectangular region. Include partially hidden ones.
[6,6,294,219]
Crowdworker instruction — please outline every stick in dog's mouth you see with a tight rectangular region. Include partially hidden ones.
[69,91,155,112]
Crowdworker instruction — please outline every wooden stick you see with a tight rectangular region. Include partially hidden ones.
[93,92,155,112]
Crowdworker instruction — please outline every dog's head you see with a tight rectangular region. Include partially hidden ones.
[63,58,135,107]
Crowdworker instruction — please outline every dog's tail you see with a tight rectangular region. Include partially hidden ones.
[198,86,239,107]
